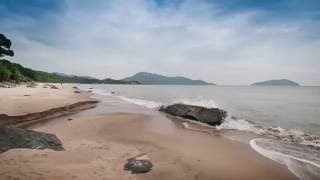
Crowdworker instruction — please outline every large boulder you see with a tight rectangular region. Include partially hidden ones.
[159,104,227,126]
[0,127,64,153]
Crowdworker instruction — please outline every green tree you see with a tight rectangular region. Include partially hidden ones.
[0,33,14,58]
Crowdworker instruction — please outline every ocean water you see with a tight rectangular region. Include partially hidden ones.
[79,84,320,179]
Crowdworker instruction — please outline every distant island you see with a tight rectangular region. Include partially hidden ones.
[251,79,300,86]
[122,72,213,85]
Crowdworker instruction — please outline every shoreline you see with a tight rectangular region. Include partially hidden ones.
[0,100,98,128]
[0,85,299,179]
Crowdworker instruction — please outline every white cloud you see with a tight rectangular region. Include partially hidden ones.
[4,0,320,85]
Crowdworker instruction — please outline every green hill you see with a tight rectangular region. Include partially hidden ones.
[0,60,138,84]
[123,72,213,85]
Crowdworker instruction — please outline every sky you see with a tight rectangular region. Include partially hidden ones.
[0,0,320,85]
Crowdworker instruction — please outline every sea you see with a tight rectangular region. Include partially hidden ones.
[79,84,320,179]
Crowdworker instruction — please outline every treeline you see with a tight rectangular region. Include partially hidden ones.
[0,60,139,84]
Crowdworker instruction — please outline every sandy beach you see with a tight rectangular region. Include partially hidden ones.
[0,84,97,127]
[0,85,297,180]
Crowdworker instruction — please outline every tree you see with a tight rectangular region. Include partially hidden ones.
[0,33,14,58]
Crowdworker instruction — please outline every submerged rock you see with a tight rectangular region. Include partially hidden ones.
[159,104,227,126]
[124,156,153,174]
[0,127,64,153]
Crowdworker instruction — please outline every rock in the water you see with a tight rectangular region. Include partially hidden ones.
[0,127,64,153]
[159,104,227,126]
[124,157,153,174]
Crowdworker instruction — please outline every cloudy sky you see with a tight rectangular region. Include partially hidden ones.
[0,0,319,85]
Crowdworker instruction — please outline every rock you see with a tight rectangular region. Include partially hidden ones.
[73,86,79,89]
[68,118,73,121]
[87,90,92,93]
[0,82,16,88]
[26,85,36,88]
[111,92,115,94]
[74,91,81,94]
[159,104,227,126]
[89,88,93,89]
[50,85,59,89]
[0,127,64,153]
[24,94,31,96]
[124,156,153,174]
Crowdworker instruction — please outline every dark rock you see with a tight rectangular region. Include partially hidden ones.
[159,104,227,126]
[0,82,16,88]
[50,85,59,89]
[73,86,79,89]
[24,94,31,96]
[68,118,73,121]
[124,158,153,174]
[74,91,81,94]
[87,90,92,93]
[0,127,64,153]
[89,88,93,89]
[111,92,115,94]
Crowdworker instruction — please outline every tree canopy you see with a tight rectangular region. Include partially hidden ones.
[0,33,14,57]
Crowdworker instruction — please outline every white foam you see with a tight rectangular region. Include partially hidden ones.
[250,138,320,179]
[116,96,162,109]
[217,117,320,148]
[172,98,219,108]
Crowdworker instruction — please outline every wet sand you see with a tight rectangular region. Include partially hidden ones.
[0,111,297,179]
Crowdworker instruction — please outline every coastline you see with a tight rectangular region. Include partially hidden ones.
[0,84,98,128]
[0,85,298,179]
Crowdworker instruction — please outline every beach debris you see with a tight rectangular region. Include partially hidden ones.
[68,118,73,121]
[26,82,38,88]
[159,104,227,126]
[43,84,58,89]
[0,127,64,153]
[124,154,153,174]
[50,85,59,89]
[73,86,79,89]
[0,82,17,88]
[74,90,81,93]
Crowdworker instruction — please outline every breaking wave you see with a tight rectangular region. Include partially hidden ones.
[217,117,320,148]
[250,138,320,179]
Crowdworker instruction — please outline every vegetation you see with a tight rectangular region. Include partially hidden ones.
[0,33,139,84]
[123,72,213,85]
[0,60,138,84]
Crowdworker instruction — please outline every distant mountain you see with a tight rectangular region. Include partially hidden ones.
[0,60,138,84]
[122,72,213,85]
[251,79,300,86]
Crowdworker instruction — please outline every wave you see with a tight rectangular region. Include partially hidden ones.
[250,138,320,179]
[117,96,162,109]
[171,97,219,108]
[217,117,320,148]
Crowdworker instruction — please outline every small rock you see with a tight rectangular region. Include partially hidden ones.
[111,92,115,94]
[24,94,31,96]
[50,85,59,89]
[73,86,79,89]
[74,91,81,94]
[68,118,73,121]
[124,155,153,174]
[87,90,92,93]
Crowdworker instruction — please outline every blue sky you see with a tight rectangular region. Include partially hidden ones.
[0,0,319,85]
